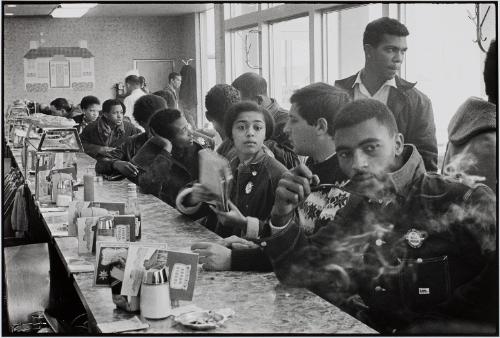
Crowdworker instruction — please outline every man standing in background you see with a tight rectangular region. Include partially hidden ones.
[335,17,437,172]
[123,75,146,131]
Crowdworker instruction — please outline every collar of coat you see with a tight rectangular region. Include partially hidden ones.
[336,72,417,93]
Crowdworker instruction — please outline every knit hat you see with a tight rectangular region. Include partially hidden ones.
[133,94,167,125]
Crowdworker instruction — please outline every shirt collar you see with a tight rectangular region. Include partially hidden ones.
[353,70,397,89]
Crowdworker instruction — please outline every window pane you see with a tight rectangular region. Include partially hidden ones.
[230,27,261,80]
[230,3,259,18]
[270,16,309,109]
[325,4,382,83]
[206,7,215,56]
[404,3,489,160]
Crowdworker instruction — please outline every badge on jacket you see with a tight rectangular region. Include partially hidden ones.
[405,228,428,248]
[245,181,253,194]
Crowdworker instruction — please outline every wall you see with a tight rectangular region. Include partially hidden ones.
[3,16,192,107]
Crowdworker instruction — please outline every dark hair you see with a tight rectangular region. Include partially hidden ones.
[153,90,176,109]
[168,72,181,82]
[80,95,100,110]
[133,94,167,125]
[149,108,183,140]
[125,75,141,85]
[102,99,126,115]
[224,101,274,141]
[50,98,71,113]
[484,39,497,104]
[290,83,351,136]
[231,72,267,99]
[205,84,241,124]
[332,99,398,137]
[363,17,409,47]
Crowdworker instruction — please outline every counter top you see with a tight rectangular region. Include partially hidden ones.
[8,143,377,334]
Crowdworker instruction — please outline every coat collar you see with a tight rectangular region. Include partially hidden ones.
[387,144,426,198]
[336,72,417,93]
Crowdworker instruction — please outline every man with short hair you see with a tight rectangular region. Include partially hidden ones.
[165,72,182,109]
[123,75,146,131]
[262,99,496,334]
[335,17,438,172]
[80,99,141,158]
[49,98,72,117]
[74,95,101,132]
[232,72,299,169]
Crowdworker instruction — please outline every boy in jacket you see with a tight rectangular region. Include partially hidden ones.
[262,99,496,334]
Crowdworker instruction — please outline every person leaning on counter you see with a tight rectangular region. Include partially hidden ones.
[95,94,167,180]
[80,99,141,159]
[259,99,496,334]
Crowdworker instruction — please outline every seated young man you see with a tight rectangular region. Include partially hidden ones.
[204,84,241,157]
[80,99,141,159]
[261,99,496,334]
[49,98,72,117]
[95,94,167,179]
[73,95,101,133]
[190,83,352,271]
[137,109,207,207]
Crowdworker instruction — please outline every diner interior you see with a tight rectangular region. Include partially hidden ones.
[2,1,497,335]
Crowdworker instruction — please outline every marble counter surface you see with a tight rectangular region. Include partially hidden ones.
[9,144,378,334]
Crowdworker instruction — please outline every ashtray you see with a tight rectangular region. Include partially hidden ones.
[175,308,234,330]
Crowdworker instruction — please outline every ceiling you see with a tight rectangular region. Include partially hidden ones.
[3,3,213,17]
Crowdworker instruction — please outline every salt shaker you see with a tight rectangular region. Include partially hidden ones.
[140,267,171,319]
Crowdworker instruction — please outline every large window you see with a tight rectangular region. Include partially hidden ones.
[229,27,261,80]
[403,3,489,157]
[270,16,309,109]
[325,4,382,83]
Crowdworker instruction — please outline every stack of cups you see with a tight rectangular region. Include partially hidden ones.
[140,267,171,319]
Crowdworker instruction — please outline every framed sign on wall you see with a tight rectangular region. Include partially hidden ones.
[49,60,70,88]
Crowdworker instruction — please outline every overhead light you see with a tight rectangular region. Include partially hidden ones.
[50,3,97,18]
[60,3,97,9]
[7,4,16,7]
[5,13,14,16]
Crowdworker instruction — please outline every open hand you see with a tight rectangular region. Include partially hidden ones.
[210,200,246,231]
[191,242,231,271]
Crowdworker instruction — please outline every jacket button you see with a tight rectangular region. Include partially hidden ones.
[374,285,386,292]
[260,241,267,247]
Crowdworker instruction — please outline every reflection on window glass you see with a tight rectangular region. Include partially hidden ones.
[404,3,485,155]
[231,27,260,80]
[325,4,382,83]
[270,16,309,109]
[206,7,216,92]
[230,3,259,17]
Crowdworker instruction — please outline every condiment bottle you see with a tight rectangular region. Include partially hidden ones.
[125,183,141,239]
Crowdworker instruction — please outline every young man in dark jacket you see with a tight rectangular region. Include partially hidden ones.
[262,99,496,334]
[334,17,437,172]
[80,99,141,159]
[232,72,299,169]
